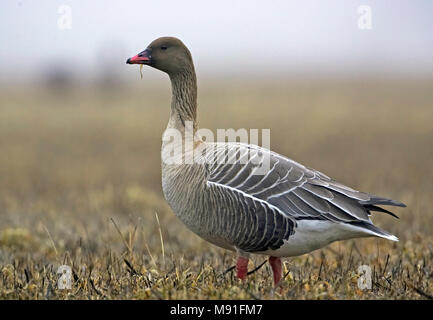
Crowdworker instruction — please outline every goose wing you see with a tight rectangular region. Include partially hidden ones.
[204,143,404,251]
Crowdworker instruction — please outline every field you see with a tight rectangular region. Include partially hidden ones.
[0,77,432,299]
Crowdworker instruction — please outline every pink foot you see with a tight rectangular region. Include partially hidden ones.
[236,256,249,281]
[269,256,282,286]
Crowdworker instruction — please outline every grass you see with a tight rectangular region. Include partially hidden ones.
[0,77,432,299]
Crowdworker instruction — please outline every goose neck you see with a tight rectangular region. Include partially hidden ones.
[169,68,198,130]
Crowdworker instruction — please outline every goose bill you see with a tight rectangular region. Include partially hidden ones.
[126,49,151,64]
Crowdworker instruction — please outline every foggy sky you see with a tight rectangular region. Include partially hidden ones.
[1,0,433,82]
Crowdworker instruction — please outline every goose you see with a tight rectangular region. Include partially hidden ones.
[126,37,405,286]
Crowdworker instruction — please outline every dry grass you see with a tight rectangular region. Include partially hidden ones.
[0,77,432,299]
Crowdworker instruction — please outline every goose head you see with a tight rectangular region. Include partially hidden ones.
[126,37,194,75]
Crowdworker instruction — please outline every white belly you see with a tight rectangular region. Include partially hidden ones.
[260,220,370,257]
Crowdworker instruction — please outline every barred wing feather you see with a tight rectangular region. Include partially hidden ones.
[204,143,404,251]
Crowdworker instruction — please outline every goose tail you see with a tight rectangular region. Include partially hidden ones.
[350,221,399,242]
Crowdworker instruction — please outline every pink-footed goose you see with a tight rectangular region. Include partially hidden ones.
[127,37,405,286]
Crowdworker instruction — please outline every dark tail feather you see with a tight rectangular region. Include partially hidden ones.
[363,204,400,219]
[360,196,406,208]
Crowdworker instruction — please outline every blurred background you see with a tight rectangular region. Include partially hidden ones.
[0,0,432,299]
[2,0,433,83]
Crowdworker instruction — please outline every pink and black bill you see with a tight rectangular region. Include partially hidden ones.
[126,48,152,65]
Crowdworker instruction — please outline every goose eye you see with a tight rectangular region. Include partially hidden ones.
[161,46,167,50]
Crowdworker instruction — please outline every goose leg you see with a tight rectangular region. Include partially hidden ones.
[236,256,249,281]
[269,256,282,286]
